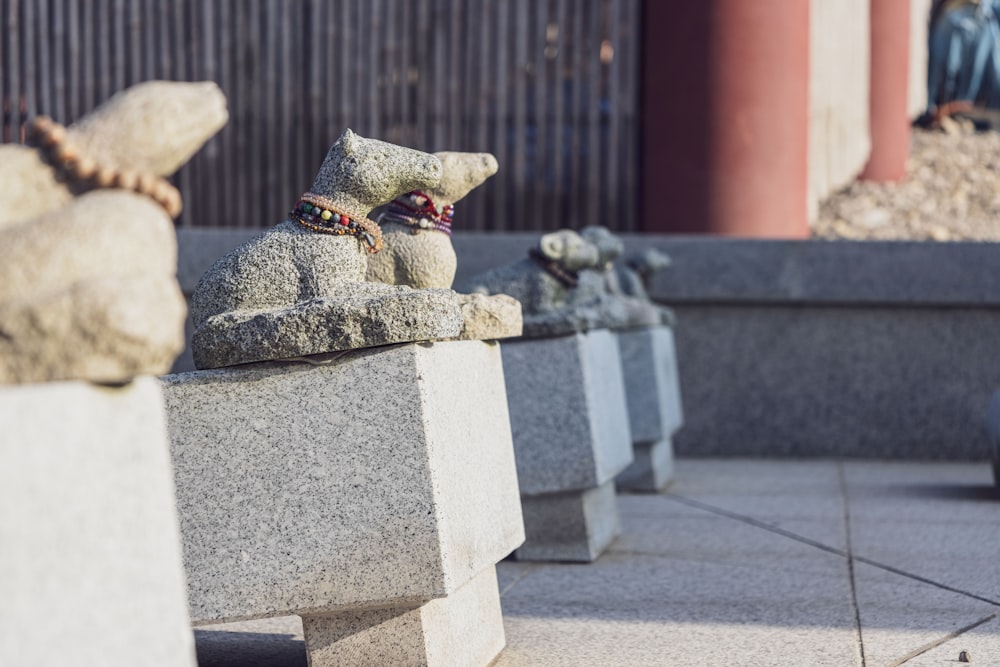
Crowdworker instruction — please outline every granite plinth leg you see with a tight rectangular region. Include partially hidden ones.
[515,480,620,562]
[300,566,504,667]
[162,340,523,652]
[501,330,632,561]
[616,438,676,493]
[616,326,684,492]
[0,378,195,667]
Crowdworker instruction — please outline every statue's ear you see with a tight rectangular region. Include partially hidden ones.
[538,232,564,261]
[339,128,358,154]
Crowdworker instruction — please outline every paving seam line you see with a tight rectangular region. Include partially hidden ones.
[838,462,867,667]
[885,612,999,667]
[661,494,1000,608]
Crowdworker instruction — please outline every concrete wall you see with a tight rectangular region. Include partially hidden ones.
[809,0,872,220]
[176,229,1000,461]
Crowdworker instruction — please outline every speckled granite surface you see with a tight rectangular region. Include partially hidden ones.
[162,340,523,625]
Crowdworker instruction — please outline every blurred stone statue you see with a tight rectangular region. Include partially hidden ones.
[0,81,228,384]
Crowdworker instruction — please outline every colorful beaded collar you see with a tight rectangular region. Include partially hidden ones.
[290,192,384,253]
[528,248,579,288]
[26,116,183,217]
[379,191,454,236]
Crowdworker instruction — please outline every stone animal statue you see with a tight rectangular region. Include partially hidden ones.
[191,129,464,369]
[367,151,499,289]
[578,226,663,329]
[0,81,228,385]
[615,247,676,326]
[458,229,604,338]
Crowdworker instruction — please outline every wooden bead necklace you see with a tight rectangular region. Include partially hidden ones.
[290,192,384,253]
[26,115,184,218]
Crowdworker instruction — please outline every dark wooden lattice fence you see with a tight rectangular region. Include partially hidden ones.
[2,0,640,231]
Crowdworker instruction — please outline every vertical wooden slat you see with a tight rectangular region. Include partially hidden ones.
[585,0,601,228]
[622,0,640,231]
[6,0,21,140]
[111,0,125,93]
[470,0,493,230]
[530,0,549,231]
[21,0,35,126]
[414,0,430,148]
[512,0,528,230]
[51,0,67,122]
[308,0,323,188]
[233,2,251,228]
[493,0,510,231]
[550,0,568,227]
[36,0,50,117]
[604,0,620,229]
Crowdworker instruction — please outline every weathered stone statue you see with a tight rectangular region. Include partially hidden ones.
[190,130,464,369]
[366,150,520,341]
[367,151,499,289]
[615,247,677,326]
[459,229,604,337]
[578,226,665,329]
[0,81,228,384]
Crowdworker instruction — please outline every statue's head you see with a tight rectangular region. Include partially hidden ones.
[310,129,442,213]
[579,226,624,267]
[537,229,600,272]
[431,152,499,205]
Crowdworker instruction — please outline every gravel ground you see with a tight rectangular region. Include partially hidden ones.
[813,126,1000,241]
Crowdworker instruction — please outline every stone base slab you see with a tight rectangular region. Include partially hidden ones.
[0,377,195,667]
[162,340,524,624]
[501,330,634,495]
[301,565,504,667]
[515,480,620,562]
[617,439,676,493]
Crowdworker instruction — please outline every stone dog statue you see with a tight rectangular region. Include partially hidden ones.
[0,81,228,385]
[367,150,521,340]
[615,247,676,326]
[578,226,666,330]
[190,129,464,369]
[367,151,499,289]
[458,229,603,338]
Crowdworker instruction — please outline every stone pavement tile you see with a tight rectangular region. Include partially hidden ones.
[497,548,858,667]
[843,461,998,523]
[902,615,1000,667]
[194,616,305,667]
[494,616,856,667]
[843,463,1000,604]
[672,459,843,498]
[614,509,850,561]
[666,459,846,523]
[852,561,999,667]
[622,459,850,551]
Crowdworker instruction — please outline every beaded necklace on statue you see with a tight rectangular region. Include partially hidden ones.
[290,192,384,253]
[379,190,454,236]
[528,248,579,288]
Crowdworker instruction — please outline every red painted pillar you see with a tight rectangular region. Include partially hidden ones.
[641,1,810,237]
[861,0,911,181]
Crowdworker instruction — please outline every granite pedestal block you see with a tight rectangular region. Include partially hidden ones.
[616,325,684,492]
[161,340,524,667]
[501,330,633,561]
[0,378,195,667]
